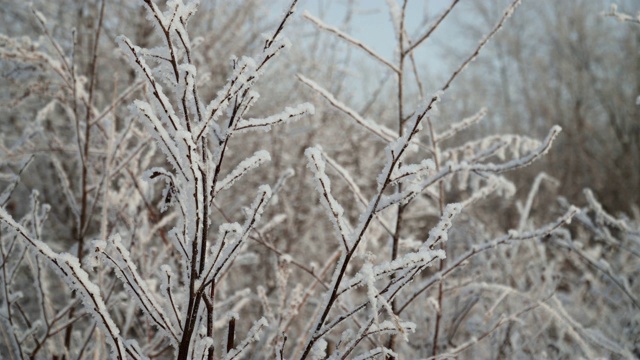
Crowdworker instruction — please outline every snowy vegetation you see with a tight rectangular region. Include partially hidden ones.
[0,0,638,359]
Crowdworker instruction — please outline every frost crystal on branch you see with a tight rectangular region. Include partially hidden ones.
[305,147,351,249]
[390,159,435,185]
[92,234,180,345]
[224,317,269,360]
[0,208,132,359]
[234,103,314,132]
[423,203,462,249]
[215,150,271,194]
[2,0,621,358]
[298,75,398,142]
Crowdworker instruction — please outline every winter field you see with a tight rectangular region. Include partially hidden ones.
[0,0,639,358]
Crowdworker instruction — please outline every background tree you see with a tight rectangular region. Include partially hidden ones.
[439,0,640,213]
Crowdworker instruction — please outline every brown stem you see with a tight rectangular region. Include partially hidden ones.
[427,115,446,357]
[388,1,408,354]
[205,284,215,360]
[227,317,236,353]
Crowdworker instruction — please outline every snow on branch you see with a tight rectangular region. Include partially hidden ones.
[241,185,272,234]
[374,185,421,214]
[441,132,546,167]
[353,346,398,360]
[463,125,562,173]
[435,107,487,143]
[90,234,180,346]
[117,36,183,132]
[198,223,242,290]
[389,159,435,185]
[160,264,183,329]
[411,127,561,199]
[215,150,271,195]
[140,0,198,84]
[309,206,464,349]
[339,245,445,298]
[366,320,416,342]
[321,149,397,237]
[339,204,460,294]
[178,63,199,128]
[297,74,397,143]
[196,45,296,141]
[398,206,580,314]
[255,26,292,71]
[422,203,463,249]
[224,317,268,360]
[303,12,400,74]
[604,4,640,24]
[204,186,273,287]
[584,188,630,231]
[0,207,133,359]
[198,56,257,139]
[517,172,559,231]
[305,147,351,250]
[234,103,314,132]
[335,310,413,358]
[132,100,187,179]
[264,0,299,50]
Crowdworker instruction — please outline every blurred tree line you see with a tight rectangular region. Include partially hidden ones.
[439,0,640,214]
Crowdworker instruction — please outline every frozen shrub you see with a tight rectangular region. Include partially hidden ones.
[0,0,637,359]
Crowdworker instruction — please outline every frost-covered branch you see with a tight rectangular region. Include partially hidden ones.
[234,103,314,132]
[435,107,487,143]
[0,208,135,359]
[402,0,461,56]
[297,75,397,143]
[90,235,180,345]
[306,147,351,250]
[604,4,640,24]
[303,12,400,74]
[398,206,579,314]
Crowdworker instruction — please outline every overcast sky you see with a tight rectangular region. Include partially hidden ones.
[296,0,464,81]
[308,1,455,57]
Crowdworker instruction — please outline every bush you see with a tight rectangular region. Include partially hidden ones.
[0,1,637,359]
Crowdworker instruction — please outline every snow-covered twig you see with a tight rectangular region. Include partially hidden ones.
[303,12,400,74]
[604,4,640,24]
[0,207,135,359]
[306,147,351,250]
[298,75,398,143]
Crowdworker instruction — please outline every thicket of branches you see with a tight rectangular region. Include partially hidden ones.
[438,0,640,214]
[0,0,638,359]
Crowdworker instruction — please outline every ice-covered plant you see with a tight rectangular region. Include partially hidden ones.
[1,0,314,358]
[292,1,583,357]
[2,0,636,359]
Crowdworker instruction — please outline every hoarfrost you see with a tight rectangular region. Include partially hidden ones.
[234,103,314,132]
[310,338,328,360]
[297,74,398,142]
[305,147,351,248]
[216,150,271,193]
[224,317,268,360]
